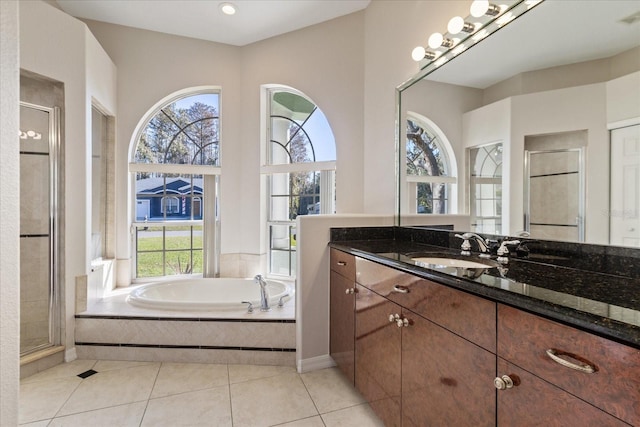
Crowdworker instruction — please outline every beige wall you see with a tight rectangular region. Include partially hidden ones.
[85,11,365,278]
[19,0,117,358]
[0,1,20,424]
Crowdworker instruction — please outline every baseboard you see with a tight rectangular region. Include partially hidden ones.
[64,347,77,362]
[297,354,336,373]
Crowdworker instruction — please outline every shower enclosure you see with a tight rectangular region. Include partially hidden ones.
[19,101,61,356]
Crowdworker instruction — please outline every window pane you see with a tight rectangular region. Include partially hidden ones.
[269,223,296,277]
[406,119,449,177]
[165,249,202,275]
[134,93,219,166]
[417,182,449,214]
[135,173,203,221]
[269,171,321,220]
[269,91,335,165]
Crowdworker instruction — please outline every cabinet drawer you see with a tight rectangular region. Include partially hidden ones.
[356,257,496,351]
[330,248,355,280]
[498,304,640,426]
[497,359,628,426]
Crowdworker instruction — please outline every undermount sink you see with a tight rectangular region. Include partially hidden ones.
[412,257,491,269]
[411,256,496,279]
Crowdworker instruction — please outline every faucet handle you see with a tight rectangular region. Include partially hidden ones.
[497,239,521,256]
[454,234,472,254]
[277,294,290,308]
[242,301,254,313]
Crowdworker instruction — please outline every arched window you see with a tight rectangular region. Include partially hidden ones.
[405,113,457,214]
[262,86,336,277]
[130,88,220,279]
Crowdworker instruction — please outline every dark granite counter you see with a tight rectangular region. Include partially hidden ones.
[329,227,640,349]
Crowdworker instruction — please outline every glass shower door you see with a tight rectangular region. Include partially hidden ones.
[19,102,60,355]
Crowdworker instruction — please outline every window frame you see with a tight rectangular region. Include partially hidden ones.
[128,86,221,281]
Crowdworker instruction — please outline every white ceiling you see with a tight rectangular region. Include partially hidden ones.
[55,0,371,46]
[427,0,640,88]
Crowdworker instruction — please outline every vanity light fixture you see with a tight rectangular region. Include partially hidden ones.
[428,32,454,49]
[470,0,501,18]
[410,0,544,65]
[448,16,476,35]
[219,2,237,15]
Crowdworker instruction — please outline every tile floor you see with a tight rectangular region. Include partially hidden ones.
[20,359,384,426]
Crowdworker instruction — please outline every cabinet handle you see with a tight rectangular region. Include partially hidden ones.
[392,285,410,294]
[337,261,347,266]
[545,349,596,374]
[388,313,409,327]
[494,375,515,390]
[345,288,355,294]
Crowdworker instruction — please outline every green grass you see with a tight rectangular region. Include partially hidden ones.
[137,234,203,277]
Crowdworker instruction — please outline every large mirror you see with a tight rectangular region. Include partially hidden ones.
[397,0,640,247]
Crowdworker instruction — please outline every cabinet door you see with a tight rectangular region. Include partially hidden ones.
[402,310,495,427]
[498,304,640,425]
[497,359,628,426]
[355,284,401,427]
[330,270,355,383]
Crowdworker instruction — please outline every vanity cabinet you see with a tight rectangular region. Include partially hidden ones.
[353,256,497,426]
[329,249,356,383]
[497,304,639,426]
[329,249,639,426]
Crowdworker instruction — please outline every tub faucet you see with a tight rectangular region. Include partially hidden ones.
[254,274,271,312]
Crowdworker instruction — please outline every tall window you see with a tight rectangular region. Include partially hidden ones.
[405,114,457,214]
[470,142,503,234]
[130,89,220,279]
[263,87,336,277]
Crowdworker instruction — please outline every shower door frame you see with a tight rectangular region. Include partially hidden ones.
[19,101,61,356]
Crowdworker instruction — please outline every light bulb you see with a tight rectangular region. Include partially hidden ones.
[470,0,489,17]
[428,32,444,49]
[411,46,426,61]
[448,16,465,34]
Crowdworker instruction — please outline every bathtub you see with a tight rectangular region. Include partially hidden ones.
[126,277,293,311]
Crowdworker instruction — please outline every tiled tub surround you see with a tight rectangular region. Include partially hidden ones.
[330,226,640,347]
[75,284,296,366]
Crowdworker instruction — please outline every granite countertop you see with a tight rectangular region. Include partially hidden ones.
[329,238,640,348]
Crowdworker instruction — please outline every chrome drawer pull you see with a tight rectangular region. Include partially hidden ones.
[337,261,347,266]
[392,285,409,294]
[545,349,596,374]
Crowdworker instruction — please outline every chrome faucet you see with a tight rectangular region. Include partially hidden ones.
[254,274,271,312]
[454,232,491,257]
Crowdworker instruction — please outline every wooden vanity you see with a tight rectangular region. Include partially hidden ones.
[330,248,639,426]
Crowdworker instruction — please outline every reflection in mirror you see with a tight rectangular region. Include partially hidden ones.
[469,142,502,235]
[397,0,640,247]
[405,113,457,214]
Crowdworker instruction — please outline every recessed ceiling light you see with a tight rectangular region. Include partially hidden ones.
[220,2,237,16]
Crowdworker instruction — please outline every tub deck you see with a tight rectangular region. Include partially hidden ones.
[75,283,296,366]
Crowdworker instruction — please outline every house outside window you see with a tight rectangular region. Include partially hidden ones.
[130,88,220,279]
[405,113,457,214]
[262,87,336,277]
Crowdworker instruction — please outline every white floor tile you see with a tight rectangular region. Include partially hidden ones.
[57,364,159,416]
[321,404,385,427]
[92,359,159,372]
[228,363,296,384]
[142,386,232,427]
[230,372,318,427]
[300,367,365,414]
[20,359,97,384]
[150,362,229,398]
[19,377,82,424]
[47,401,146,427]
[272,416,326,427]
